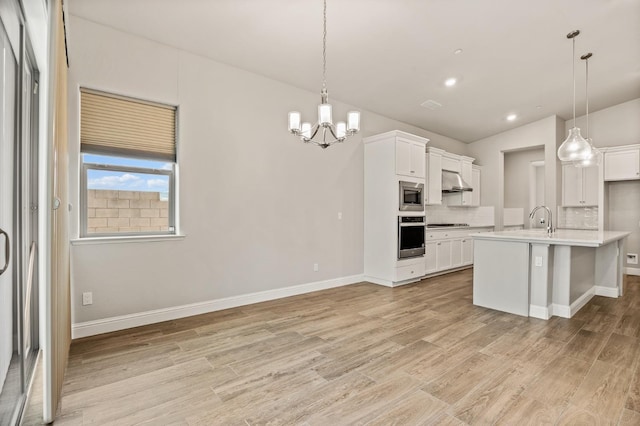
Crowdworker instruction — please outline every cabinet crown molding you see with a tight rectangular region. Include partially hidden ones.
[362,130,429,145]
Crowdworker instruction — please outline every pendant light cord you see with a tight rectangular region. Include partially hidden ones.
[572,36,576,123]
[322,0,327,93]
[585,56,589,138]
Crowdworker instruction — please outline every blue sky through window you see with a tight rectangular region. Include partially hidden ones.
[85,154,171,198]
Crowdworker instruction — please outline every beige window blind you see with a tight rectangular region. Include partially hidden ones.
[80,89,176,161]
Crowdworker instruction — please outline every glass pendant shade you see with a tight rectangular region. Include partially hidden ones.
[573,139,602,167]
[288,111,301,132]
[347,111,360,132]
[558,127,592,161]
[301,122,312,139]
[336,121,346,138]
[318,103,332,126]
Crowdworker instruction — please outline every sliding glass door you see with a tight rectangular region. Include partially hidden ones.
[0,9,40,425]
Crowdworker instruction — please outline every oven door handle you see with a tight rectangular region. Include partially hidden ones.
[399,223,426,227]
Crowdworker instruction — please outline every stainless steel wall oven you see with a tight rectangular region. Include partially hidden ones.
[398,216,426,259]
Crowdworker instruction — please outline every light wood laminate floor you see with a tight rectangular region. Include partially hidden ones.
[24,270,640,425]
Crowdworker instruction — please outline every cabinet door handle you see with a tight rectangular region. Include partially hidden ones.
[0,228,9,277]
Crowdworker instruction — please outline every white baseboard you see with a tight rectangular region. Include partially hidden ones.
[72,274,364,339]
[363,276,394,287]
[625,267,640,276]
[529,304,551,320]
[550,287,595,319]
[595,286,619,298]
[569,287,595,317]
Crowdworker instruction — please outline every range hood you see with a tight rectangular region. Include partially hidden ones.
[442,170,473,193]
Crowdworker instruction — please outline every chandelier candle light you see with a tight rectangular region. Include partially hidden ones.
[557,30,593,162]
[573,52,602,167]
[287,0,360,148]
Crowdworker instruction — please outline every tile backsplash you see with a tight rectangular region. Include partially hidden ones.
[425,205,495,227]
[558,206,598,230]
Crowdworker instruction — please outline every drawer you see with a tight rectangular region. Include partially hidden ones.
[426,229,468,240]
[395,262,425,282]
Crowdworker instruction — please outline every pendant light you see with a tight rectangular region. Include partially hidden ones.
[287,0,360,149]
[557,30,592,162]
[573,52,602,167]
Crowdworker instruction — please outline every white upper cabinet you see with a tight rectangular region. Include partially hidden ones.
[425,148,443,205]
[472,165,481,207]
[604,146,640,181]
[461,160,473,206]
[562,163,598,207]
[396,138,425,179]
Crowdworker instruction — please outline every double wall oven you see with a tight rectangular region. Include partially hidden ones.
[398,216,426,259]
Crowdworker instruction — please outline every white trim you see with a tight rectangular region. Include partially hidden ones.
[624,267,640,276]
[70,234,186,245]
[595,285,620,298]
[551,287,595,319]
[364,275,424,288]
[529,304,551,320]
[551,303,571,318]
[363,276,393,287]
[570,287,595,316]
[72,274,363,339]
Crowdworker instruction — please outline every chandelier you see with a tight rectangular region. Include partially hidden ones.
[557,30,592,162]
[287,0,360,149]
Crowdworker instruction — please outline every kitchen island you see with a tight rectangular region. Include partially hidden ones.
[471,229,629,319]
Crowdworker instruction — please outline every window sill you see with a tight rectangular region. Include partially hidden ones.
[70,234,186,246]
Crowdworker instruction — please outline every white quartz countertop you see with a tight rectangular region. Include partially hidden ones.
[471,229,630,247]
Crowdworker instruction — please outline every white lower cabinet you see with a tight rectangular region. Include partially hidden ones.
[395,257,425,282]
[425,227,492,275]
[451,239,463,268]
[436,240,452,270]
[462,238,473,265]
[425,242,438,274]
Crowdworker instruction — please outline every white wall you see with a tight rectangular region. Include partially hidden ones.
[67,16,466,328]
[467,116,563,231]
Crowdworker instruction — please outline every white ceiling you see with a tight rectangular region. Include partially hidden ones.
[68,0,640,143]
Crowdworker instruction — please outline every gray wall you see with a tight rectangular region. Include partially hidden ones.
[571,98,640,270]
[66,16,467,325]
[608,181,640,269]
[567,98,640,148]
[467,116,562,231]
[504,147,545,228]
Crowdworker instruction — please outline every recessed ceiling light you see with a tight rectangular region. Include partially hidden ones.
[454,49,463,55]
[536,105,543,109]
[444,77,457,87]
[506,114,518,121]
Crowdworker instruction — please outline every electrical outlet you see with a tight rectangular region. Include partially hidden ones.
[534,256,543,267]
[313,263,319,272]
[627,253,638,265]
[338,212,342,220]
[82,292,93,306]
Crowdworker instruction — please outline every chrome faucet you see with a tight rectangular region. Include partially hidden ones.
[529,205,554,236]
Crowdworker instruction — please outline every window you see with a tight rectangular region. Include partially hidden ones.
[79,89,177,237]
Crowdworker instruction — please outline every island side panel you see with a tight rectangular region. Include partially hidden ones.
[529,243,554,319]
[595,240,623,297]
[473,239,530,316]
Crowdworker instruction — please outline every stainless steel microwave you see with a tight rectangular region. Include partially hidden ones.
[399,181,424,211]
